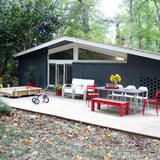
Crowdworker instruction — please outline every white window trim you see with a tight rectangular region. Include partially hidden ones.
[47,43,127,86]
[48,43,127,61]
[48,60,74,64]
[74,60,127,63]
[76,43,127,59]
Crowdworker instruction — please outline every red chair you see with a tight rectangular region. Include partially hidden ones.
[143,90,160,116]
[86,84,99,107]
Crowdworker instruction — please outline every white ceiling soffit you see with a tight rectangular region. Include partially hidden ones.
[13,36,160,60]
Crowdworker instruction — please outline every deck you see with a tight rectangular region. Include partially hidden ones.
[1,93,160,139]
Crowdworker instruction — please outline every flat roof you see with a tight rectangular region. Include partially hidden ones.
[14,36,160,61]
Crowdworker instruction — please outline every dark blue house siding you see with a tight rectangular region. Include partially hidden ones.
[18,48,48,88]
[18,48,160,98]
[73,55,160,98]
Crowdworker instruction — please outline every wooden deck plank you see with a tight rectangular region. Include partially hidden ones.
[1,94,160,139]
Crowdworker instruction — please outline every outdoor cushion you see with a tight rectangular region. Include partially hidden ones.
[63,87,73,94]
[62,78,83,98]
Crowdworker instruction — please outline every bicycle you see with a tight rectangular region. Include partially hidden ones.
[32,87,49,104]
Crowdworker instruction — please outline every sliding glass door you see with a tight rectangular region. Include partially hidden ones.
[49,63,72,85]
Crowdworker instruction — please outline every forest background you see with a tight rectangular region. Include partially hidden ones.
[0,0,160,85]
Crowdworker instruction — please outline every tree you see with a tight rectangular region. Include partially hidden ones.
[56,0,108,42]
[116,0,160,52]
[0,0,60,75]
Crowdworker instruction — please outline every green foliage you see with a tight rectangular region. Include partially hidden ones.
[25,66,36,82]
[1,0,159,72]
[114,0,160,52]
[2,75,12,87]
[0,0,109,79]
[57,0,108,42]
[0,100,12,116]
[0,0,60,77]
[53,84,62,91]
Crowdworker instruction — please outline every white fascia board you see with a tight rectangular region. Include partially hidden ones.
[13,36,68,57]
[65,37,160,60]
[125,49,160,61]
[13,36,160,61]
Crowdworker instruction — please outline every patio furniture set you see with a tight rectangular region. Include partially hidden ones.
[0,77,159,117]
[91,85,159,117]
[62,78,159,117]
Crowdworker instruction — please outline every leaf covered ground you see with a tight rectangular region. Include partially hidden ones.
[0,110,160,160]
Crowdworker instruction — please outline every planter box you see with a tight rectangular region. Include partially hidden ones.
[55,89,62,96]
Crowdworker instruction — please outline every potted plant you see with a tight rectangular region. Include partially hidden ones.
[2,74,12,87]
[25,66,36,87]
[109,74,122,88]
[54,84,62,96]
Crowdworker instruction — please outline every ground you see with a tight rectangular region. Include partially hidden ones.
[0,110,160,160]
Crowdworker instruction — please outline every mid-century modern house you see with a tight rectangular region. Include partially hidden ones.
[14,36,160,98]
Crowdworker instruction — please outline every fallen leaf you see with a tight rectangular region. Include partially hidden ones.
[31,151,38,156]
[104,131,111,140]
[0,147,6,153]
[74,154,82,160]
[104,152,112,159]
[44,139,52,146]
[0,116,11,122]
[43,128,52,131]
[13,123,18,126]
[58,130,65,136]
[84,126,92,133]
[23,138,32,145]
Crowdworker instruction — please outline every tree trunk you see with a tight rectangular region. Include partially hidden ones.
[129,0,133,46]
[153,0,160,50]
[79,0,90,33]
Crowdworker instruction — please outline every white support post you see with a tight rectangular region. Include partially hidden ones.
[73,44,79,61]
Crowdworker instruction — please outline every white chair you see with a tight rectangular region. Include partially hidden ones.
[62,78,83,98]
[62,78,95,100]
[124,85,137,107]
[108,84,123,100]
[124,85,136,97]
[136,86,149,108]
[73,79,95,100]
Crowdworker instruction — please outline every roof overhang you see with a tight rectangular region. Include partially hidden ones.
[13,36,160,61]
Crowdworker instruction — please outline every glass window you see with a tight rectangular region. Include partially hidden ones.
[65,64,72,84]
[49,64,55,85]
[49,49,73,60]
[78,48,116,60]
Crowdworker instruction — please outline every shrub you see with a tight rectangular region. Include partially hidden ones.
[0,100,12,116]
[2,74,12,87]
[25,66,36,83]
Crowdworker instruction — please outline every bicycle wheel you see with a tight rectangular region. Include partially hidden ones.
[32,98,40,104]
[44,97,49,103]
